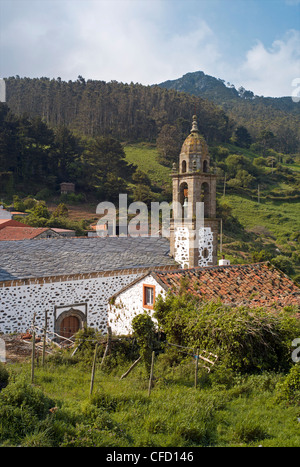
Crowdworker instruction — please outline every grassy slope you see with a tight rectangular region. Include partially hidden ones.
[124,143,171,189]
[6,361,299,447]
[225,194,299,239]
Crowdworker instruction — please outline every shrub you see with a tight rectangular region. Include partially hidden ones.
[0,363,9,391]
[275,363,300,405]
[271,255,295,276]
[232,418,269,444]
[132,313,158,375]
[0,379,54,419]
[154,294,300,373]
[0,380,55,444]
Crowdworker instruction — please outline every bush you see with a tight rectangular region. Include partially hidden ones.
[0,363,9,391]
[0,380,55,444]
[271,255,295,276]
[154,294,300,373]
[232,418,269,444]
[275,363,300,405]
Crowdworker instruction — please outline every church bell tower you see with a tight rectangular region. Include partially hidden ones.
[170,115,219,268]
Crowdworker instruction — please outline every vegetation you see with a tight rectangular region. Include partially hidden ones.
[154,293,299,373]
[5,76,232,144]
[0,333,299,447]
[159,71,300,154]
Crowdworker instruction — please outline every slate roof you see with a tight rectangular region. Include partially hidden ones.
[152,263,300,310]
[0,236,177,281]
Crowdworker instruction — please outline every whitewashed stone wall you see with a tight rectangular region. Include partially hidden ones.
[174,227,189,268]
[198,227,213,267]
[108,275,166,335]
[0,272,141,335]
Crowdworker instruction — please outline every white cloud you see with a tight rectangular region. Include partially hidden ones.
[236,30,300,97]
[59,2,220,85]
[0,0,299,98]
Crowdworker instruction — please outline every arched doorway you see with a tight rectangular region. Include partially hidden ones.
[55,306,86,340]
[60,315,80,339]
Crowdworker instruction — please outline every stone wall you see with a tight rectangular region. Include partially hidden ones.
[108,274,166,335]
[0,266,177,336]
[0,270,144,335]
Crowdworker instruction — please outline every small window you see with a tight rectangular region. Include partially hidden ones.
[143,284,155,309]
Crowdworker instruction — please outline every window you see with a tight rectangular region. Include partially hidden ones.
[143,284,155,309]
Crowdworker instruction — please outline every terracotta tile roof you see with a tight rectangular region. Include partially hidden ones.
[153,262,300,310]
[0,220,26,230]
[0,226,49,241]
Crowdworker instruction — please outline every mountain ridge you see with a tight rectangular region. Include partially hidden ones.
[158,70,300,152]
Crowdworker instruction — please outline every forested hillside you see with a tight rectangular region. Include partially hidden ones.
[4,76,232,144]
[159,71,300,154]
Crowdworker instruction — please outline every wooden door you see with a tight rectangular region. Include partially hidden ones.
[60,315,80,338]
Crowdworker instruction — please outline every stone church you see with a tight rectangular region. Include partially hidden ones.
[1,116,298,338]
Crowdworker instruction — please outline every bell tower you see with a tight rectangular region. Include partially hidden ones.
[170,115,219,268]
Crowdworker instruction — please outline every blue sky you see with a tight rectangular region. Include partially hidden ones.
[0,0,299,97]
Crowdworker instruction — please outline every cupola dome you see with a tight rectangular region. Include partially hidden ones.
[179,115,209,173]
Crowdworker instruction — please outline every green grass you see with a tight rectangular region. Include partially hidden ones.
[2,358,299,447]
[283,163,300,173]
[124,143,171,188]
[225,194,300,240]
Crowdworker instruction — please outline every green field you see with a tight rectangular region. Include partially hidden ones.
[1,358,299,447]
[124,143,171,188]
[225,194,300,240]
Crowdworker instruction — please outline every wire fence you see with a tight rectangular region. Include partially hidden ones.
[25,312,218,394]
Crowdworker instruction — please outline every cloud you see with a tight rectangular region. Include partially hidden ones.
[0,0,299,98]
[236,30,300,97]
[57,2,220,85]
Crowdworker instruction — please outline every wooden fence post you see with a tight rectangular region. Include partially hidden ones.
[148,351,155,396]
[31,313,36,384]
[120,356,142,380]
[90,342,98,396]
[195,348,199,389]
[100,326,112,369]
[42,310,48,367]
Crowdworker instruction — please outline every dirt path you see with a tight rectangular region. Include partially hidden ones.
[1,334,36,363]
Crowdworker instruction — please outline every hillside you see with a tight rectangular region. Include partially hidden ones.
[158,71,300,153]
[1,75,299,279]
[122,142,300,279]
[4,76,232,144]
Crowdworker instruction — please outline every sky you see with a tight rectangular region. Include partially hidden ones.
[0,0,299,97]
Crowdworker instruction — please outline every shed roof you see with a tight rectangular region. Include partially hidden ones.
[0,226,50,241]
[0,219,26,230]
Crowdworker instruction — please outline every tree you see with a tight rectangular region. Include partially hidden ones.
[132,313,157,375]
[232,125,252,148]
[156,124,182,166]
[132,169,151,187]
[52,203,68,218]
[53,125,82,181]
[257,130,276,156]
[84,136,135,200]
